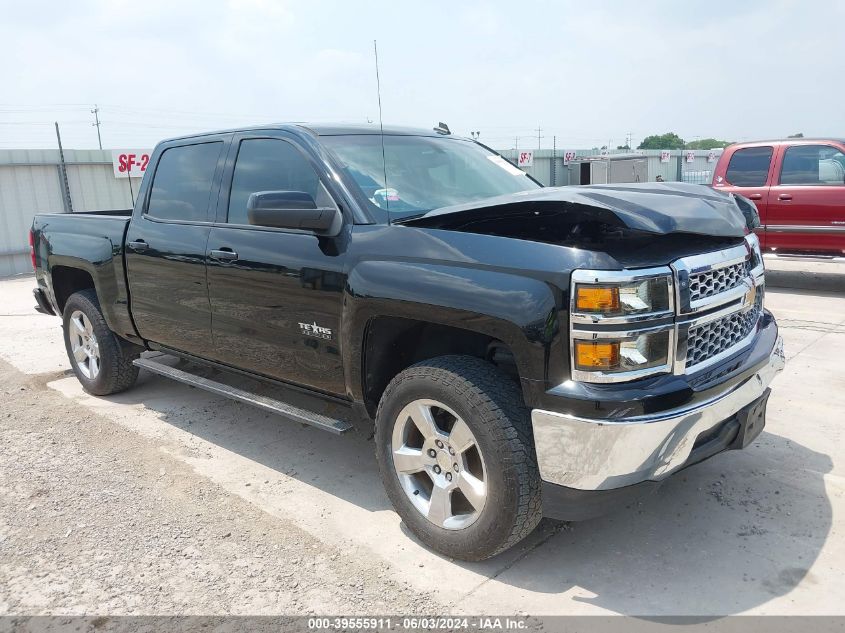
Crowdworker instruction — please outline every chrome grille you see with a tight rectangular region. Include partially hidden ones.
[686,291,763,368]
[688,260,750,303]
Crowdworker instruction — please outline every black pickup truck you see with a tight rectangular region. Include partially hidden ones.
[30,124,784,561]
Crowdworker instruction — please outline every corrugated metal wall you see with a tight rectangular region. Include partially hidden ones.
[496,148,722,186]
[0,145,724,277]
[67,163,137,211]
[0,149,140,276]
[0,164,65,276]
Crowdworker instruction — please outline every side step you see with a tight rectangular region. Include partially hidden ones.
[133,356,353,435]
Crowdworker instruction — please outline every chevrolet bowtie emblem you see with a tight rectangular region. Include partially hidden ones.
[742,279,757,312]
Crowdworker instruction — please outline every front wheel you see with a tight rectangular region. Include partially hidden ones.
[375,355,542,561]
[62,289,140,396]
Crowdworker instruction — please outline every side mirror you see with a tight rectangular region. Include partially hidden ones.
[246,191,342,236]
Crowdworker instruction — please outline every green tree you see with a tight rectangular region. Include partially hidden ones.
[637,133,685,150]
[788,132,804,138]
[617,144,630,150]
[685,138,733,150]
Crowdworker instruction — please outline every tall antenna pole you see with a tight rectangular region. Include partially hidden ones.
[126,164,136,208]
[373,39,389,219]
[91,104,102,150]
[55,122,74,213]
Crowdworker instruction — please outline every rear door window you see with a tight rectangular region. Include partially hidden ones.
[780,144,845,185]
[147,142,223,221]
[725,146,773,187]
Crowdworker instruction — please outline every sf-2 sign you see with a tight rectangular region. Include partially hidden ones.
[517,151,534,167]
[112,150,153,179]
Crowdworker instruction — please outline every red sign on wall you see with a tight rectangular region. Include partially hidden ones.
[112,150,152,179]
[517,151,534,167]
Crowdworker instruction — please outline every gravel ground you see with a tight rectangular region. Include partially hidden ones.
[0,268,843,619]
[0,358,437,615]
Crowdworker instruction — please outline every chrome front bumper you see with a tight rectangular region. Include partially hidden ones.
[531,336,785,491]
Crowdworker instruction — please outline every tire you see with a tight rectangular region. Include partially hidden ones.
[375,355,542,561]
[62,289,140,396]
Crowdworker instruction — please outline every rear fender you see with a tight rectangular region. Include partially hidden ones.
[42,233,139,343]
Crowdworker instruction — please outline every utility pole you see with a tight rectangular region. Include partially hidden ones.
[626,131,633,149]
[551,135,557,186]
[55,122,74,213]
[535,125,543,150]
[91,104,102,150]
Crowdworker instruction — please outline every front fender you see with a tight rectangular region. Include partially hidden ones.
[343,259,566,405]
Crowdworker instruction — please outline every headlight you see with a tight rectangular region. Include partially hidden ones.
[571,269,673,322]
[745,233,764,270]
[573,329,672,377]
[570,268,675,383]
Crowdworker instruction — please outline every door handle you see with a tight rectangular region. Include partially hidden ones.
[748,194,763,200]
[209,248,238,262]
[127,239,148,252]
[778,194,793,201]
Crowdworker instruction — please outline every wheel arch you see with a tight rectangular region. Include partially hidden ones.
[344,260,565,417]
[359,316,520,418]
[51,264,96,314]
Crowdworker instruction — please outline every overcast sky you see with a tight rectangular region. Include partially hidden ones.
[1,0,841,150]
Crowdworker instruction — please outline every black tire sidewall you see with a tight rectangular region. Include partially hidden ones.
[375,363,527,560]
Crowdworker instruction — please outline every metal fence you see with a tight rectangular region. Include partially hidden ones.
[495,148,720,187]
[0,149,140,276]
[0,145,722,277]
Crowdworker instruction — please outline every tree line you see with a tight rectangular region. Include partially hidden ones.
[634,132,804,150]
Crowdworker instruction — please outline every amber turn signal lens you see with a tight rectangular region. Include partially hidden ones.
[576,286,620,312]
[575,341,620,370]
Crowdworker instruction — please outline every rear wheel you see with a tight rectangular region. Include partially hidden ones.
[375,355,542,561]
[62,289,140,395]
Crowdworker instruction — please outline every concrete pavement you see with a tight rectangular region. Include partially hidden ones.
[0,260,842,615]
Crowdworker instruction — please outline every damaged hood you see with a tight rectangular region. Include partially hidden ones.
[397,182,748,238]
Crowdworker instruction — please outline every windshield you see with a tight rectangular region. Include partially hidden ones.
[320,134,540,219]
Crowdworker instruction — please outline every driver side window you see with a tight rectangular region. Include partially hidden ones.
[227,138,333,225]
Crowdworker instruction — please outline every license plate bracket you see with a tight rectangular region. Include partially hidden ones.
[731,388,770,450]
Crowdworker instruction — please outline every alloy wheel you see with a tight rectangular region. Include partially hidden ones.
[390,399,488,530]
[68,310,100,379]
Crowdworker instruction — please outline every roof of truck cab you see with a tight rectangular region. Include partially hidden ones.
[296,123,452,137]
[727,138,845,147]
[160,123,457,143]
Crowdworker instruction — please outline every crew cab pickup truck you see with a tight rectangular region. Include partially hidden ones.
[31,124,784,561]
[713,138,845,256]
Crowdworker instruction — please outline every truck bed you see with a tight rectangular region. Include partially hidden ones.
[41,208,132,217]
[77,209,132,216]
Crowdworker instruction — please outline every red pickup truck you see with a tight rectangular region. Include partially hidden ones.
[712,138,845,256]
